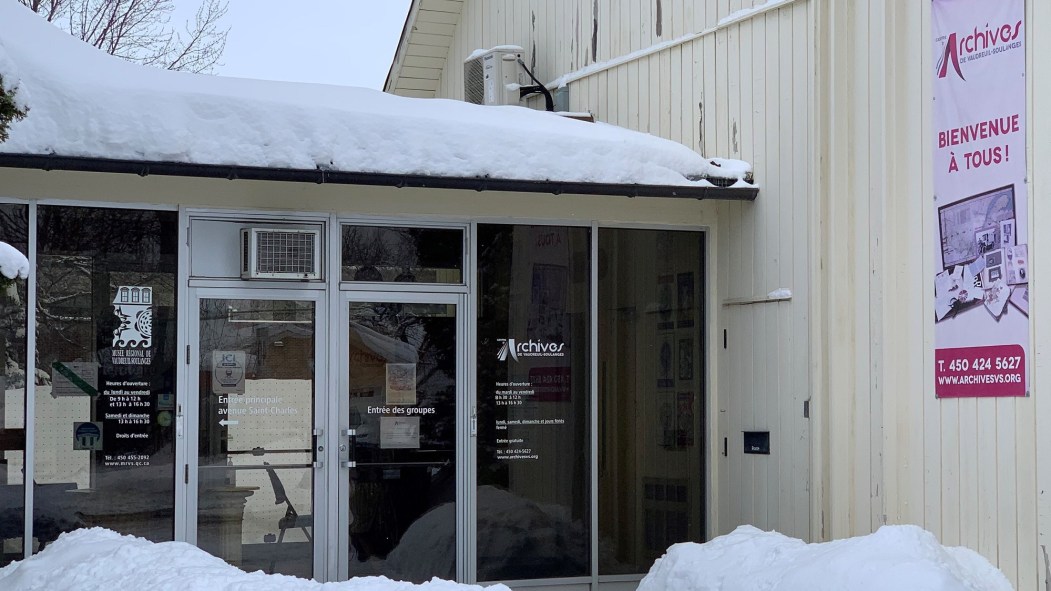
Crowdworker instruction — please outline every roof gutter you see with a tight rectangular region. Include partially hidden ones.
[0,154,758,200]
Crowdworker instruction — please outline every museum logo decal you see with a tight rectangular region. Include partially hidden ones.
[112,285,153,365]
[497,338,566,362]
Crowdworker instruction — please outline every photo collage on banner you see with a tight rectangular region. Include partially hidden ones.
[932,0,1028,397]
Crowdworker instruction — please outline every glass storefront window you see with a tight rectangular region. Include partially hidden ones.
[597,229,705,574]
[34,206,179,549]
[10,207,707,580]
[476,224,591,581]
[341,226,463,284]
[0,204,28,566]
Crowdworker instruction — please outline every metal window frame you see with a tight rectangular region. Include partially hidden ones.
[336,217,470,293]
[10,195,714,586]
[22,202,36,560]
[23,199,182,558]
[592,223,711,587]
[335,289,468,582]
[185,209,329,288]
[468,220,710,589]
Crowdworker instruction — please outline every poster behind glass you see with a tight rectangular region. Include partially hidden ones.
[34,207,178,548]
[476,224,590,581]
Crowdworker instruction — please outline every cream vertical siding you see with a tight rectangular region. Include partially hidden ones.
[413,0,1051,587]
[580,0,816,545]
[1034,1,1051,589]
[426,0,816,545]
[817,2,1040,589]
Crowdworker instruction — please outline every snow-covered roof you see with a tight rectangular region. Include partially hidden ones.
[0,2,752,193]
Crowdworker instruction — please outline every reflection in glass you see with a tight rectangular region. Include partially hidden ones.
[34,207,178,551]
[346,302,457,583]
[0,204,28,566]
[598,229,705,574]
[341,226,463,283]
[476,224,591,581]
[197,299,314,579]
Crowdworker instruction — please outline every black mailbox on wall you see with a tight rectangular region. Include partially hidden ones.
[743,431,770,455]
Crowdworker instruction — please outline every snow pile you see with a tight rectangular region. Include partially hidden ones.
[0,3,750,188]
[639,525,1013,591]
[385,485,587,581]
[0,241,28,280]
[0,524,1014,591]
[0,528,512,591]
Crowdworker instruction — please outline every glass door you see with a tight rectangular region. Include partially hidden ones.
[189,291,325,579]
[338,295,464,582]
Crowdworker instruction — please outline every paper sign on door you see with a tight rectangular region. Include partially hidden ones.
[380,416,420,449]
[212,351,246,394]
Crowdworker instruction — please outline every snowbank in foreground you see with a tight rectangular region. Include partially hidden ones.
[639,525,1013,591]
[0,528,510,591]
[0,524,1011,591]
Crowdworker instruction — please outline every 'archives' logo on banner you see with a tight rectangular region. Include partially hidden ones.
[936,19,1023,80]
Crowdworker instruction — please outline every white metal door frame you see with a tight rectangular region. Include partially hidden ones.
[335,290,469,582]
[182,286,329,579]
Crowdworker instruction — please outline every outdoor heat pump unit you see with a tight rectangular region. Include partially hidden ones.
[240,227,321,280]
[464,45,527,106]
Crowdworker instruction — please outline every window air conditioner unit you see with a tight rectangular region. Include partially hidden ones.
[464,45,526,106]
[240,227,321,280]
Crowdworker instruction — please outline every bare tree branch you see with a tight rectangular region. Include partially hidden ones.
[17,0,64,22]
[20,0,229,73]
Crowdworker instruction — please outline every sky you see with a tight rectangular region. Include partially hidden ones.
[174,0,413,89]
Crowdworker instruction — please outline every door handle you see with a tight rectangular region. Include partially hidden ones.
[342,428,357,469]
[312,428,324,469]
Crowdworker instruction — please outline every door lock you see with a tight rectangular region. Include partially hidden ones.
[339,444,347,452]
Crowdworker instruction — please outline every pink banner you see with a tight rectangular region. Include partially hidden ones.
[932,0,1028,397]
